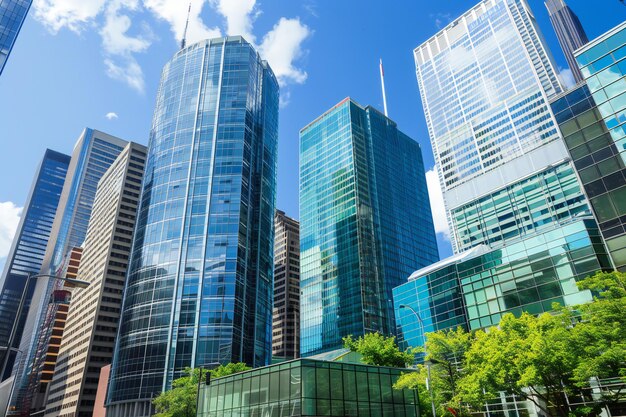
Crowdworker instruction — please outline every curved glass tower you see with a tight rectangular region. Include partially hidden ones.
[107,36,279,416]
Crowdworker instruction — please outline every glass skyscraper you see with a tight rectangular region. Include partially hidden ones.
[106,36,279,417]
[0,0,32,75]
[414,0,566,253]
[39,129,127,277]
[393,218,612,350]
[9,129,126,415]
[572,22,626,271]
[399,0,611,354]
[0,149,69,381]
[299,98,439,356]
[545,0,589,84]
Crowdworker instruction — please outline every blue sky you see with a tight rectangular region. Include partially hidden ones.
[0,0,624,271]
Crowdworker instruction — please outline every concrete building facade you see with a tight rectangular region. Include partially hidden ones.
[44,143,146,417]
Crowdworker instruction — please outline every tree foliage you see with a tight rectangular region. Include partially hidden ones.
[459,311,578,417]
[343,332,418,368]
[393,271,626,417]
[394,327,473,417]
[153,363,251,417]
[210,362,252,378]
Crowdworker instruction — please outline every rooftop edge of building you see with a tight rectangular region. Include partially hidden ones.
[407,215,598,282]
[574,20,626,57]
[171,35,278,86]
[413,0,507,54]
[299,97,399,134]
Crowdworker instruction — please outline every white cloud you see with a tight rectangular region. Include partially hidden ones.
[144,0,221,46]
[425,168,450,240]
[33,0,106,32]
[0,202,23,264]
[32,0,312,94]
[279,90,291,108]
[212,0,258,44]
[105,58,145,92]
[559,68,576,90]
[105,111,119,119]
[303,2,318,18]
[429,12,452,29]
[99,0,151,92]
[259,18,311,86]
[100,1,150,55]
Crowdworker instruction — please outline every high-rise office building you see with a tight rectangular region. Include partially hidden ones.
[0,150,69,381]
[545,0,589,84]
[272,210,300,359]
[569,22,626,270]
[299,98,439,356]
[9,129,126,415]
[0,0,32,75]
[414,0,566,253]
[397,0,610,352]
[39,129,127,277]
[45,142,146,417]
[22,247,83,416]
[106,36,279,417]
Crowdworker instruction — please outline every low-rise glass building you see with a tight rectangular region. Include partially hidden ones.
[393,218,612,350]
[198,359,419,417]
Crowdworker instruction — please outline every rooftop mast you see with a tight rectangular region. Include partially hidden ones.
[181,2,192,50]
[379,58,388,117]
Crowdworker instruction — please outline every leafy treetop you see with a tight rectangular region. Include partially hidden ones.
[343,332,418,368]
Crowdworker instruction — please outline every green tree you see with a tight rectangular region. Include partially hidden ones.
[394,327,473,417]
[343,332,417,368]
[569,271,626,412]
[153,363,251,417]
[210,362,252,378]
[394,271,626,417]
[153,368,200,417]
[457,311,577,417]
[456,271,626,417]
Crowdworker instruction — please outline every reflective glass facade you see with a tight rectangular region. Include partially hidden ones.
[551,84,626,271]
[545,0,589,84]
[573,22,626,270]
[451,161,590,251]
[9,129,126,415]
[42,129,127,276]
[0,0,31,75]
[106,37,279,415]
[198,359,419,417]
[0,149,69,380]
[299,98,438,356]
[393,218,612,350]
[414,0,564,252]
[414,0,562,191]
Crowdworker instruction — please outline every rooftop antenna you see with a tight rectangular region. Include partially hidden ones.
[379,58,388,117]
[181,2,192,50]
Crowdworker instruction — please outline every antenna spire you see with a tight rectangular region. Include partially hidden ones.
[181,2,192,50]
[379,58,388,117]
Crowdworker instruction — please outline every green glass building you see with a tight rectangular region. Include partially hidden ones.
[569,21,626,271]
[198,358,419,417]
[450,161,590,250]
[393,218,612,349]
[299,98,439,356]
